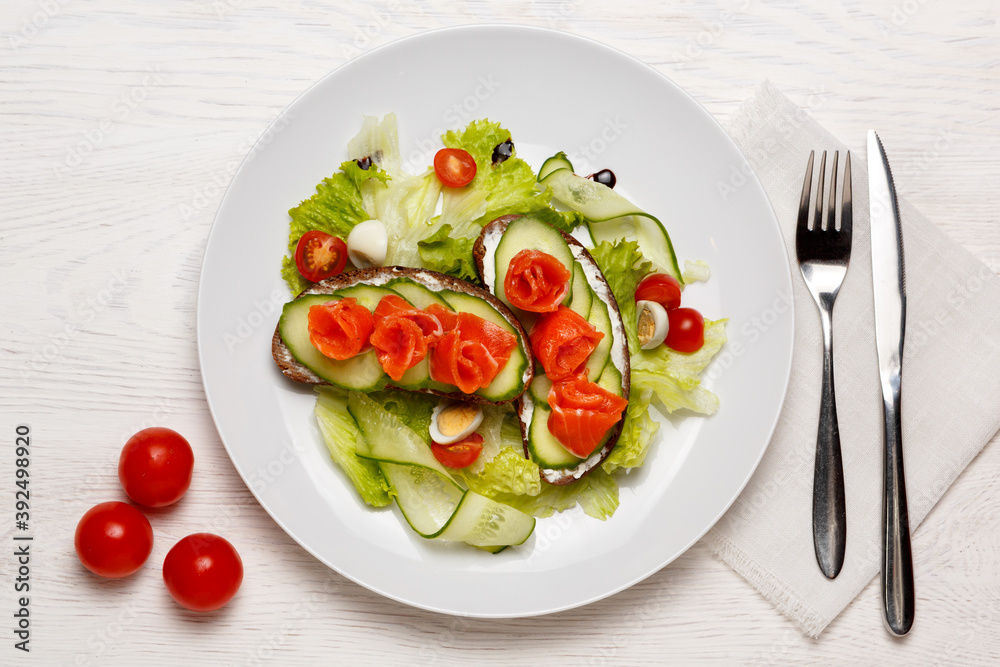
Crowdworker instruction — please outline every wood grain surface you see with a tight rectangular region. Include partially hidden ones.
[1,1,998,664]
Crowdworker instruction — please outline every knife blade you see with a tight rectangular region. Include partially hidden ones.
[868,129,915,637]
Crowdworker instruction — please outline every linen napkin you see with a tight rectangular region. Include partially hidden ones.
[702,82,1000,638]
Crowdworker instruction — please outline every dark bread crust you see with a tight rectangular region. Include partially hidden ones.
[474,215,631,485]
[271,266,532,406]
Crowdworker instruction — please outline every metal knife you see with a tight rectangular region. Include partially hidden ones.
[868,130,915,637]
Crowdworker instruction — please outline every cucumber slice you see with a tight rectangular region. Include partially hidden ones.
[540,168,682,281]
[583,288,613,379]
[279,295,387,392]
[379,462,465,537]
[527,403,582,469]
[439,290,529,402]
[348,392,458,481]
[435,491,536,547]
[491,215,575,313]
[349,392,534,546]
[327,283,403,310]
[596,363,623,396]
[528,373,553,405]
[383,277,452,310]
[567,262,592,318]
[537,151,574,182]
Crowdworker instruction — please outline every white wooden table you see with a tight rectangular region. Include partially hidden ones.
[3,1,998,664]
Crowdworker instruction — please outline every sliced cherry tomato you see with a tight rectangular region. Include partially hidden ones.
[163,533,243,612]
[635,273,682,311]
[665,307,705,353]
[294,231,348,283]
[75,501,153,578]
[118,427,194,508]
[433,148,477,188]
[431,432,484,469]
[307,297,374,360]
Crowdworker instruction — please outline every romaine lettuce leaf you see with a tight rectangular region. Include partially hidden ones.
[314,388,392,507]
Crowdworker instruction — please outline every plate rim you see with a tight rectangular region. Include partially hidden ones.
[196,23,794,617]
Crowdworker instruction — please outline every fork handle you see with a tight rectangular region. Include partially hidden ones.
[813,305,847,579]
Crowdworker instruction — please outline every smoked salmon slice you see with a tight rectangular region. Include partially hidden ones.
[547,373,628,458]
[370,316,430,381]
[529,306,604,381]
[369,295,447,381]
[504,249,571,313]
[429,312,517,393]
[307,297,374,361]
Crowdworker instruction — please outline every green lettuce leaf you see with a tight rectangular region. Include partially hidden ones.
[632,318,728,386]
[589,240,651,352]
[282,160,389,294]
[340,159,391,191]
[314,388,391,507]
[496,467,620,520]
[439,119,556,234]
[417,225,479,283]
[463,447,541,498]
[603,388,660,473]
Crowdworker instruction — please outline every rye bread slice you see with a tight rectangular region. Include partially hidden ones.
[474,215,632,485]
[271,266,532,405]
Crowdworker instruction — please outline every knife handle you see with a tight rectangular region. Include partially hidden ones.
[881,379,915,636]
[813,307,847,579]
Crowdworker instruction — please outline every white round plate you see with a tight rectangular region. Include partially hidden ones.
[197,25,793,617]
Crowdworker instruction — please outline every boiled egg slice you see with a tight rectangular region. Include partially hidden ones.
[429,401,484,445]
[636,299,669,350]
[347,219,388,268]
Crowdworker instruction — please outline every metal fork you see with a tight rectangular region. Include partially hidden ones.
[796,150,852,580]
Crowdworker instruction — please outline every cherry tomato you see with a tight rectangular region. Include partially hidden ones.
[75,501,153,578]
[294,231,348,283]
[163,533,243,612]
[431,432,484,469]
[433,148,477,188]
[665,307,705,353]
[635,273,682,311]
[118,427,195,508]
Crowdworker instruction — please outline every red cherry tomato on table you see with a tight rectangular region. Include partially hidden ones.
[665,307,705,353]
[635,273,682,311]
[295,230,348,283]
[75,501,153,578]
[118,427,195,508]
[433,148,477,188]
[163,533,244,612]
[431,432,484,469]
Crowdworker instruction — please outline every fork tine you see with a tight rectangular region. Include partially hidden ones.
[813,150,826,231]
[796,151,816,235]
[797,150,815,237]
[840,151,852,235]
[826,151,839,231]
